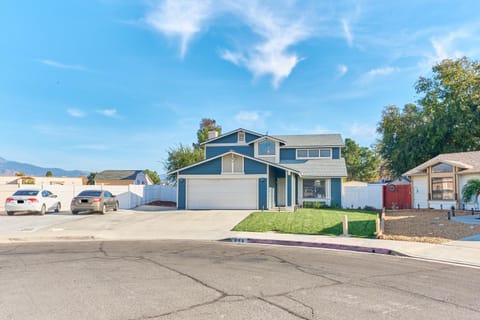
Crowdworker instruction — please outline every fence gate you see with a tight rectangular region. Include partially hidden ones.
[383,184,411,209]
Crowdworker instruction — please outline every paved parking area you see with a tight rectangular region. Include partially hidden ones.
[0,208,252,242]
[0,211,89,234]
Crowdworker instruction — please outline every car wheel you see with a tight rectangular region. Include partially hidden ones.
[55,202,61,213]
[39,204,46,215]
[101,204,107,215]
[72,211,78,215]
[113,202,119,211]
[7,211,14,216]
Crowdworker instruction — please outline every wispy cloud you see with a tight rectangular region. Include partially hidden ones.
[221,2,311,88]
[366,66,399,77]
[337,64,348,77]
[234,110,270,128]
[146,0,213,58]
[341,19,353,47]
[39,59,87,71]
[347,122,377,145]
[74,144,109,151]
[146,0,312,88]
[96,109,118,118]
[67,108,86,118]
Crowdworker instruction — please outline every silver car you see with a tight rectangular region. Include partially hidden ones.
[70,190,119,215]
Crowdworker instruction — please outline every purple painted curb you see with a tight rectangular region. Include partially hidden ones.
[226,238,394,255]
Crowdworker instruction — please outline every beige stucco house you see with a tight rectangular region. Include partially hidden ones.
[404,151,480,210]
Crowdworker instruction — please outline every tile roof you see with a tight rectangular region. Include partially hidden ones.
[280,158,347,178]
[404,151,480,176]
[95,170,143,181]
[273,134,344,147]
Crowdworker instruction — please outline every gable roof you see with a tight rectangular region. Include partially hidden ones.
[200,128,263,145]
[404,151,480,176]
[168,151,300,175]
[280,158,348,178]
[273,134,344,147]
[95,170,144,181]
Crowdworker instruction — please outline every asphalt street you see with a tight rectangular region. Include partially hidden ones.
[1,240,479,320]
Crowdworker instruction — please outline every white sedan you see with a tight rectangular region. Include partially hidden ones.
[5,189,61,216]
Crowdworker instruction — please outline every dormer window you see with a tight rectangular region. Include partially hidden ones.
[238,131,245,143]
[297,148,331,159]
[258,140,276,155]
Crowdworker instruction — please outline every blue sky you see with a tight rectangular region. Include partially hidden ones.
[1,0,480,174]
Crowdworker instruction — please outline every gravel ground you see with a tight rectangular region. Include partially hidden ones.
[379,210,480,243]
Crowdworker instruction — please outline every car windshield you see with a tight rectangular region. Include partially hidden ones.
[77,190,102,197]
[13,190,39,196]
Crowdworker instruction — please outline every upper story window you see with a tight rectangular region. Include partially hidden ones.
[238,131,245,143]
[258,140,276,156]
[297,148,331,159]
[222,154,243,173]
[432,163,453,173]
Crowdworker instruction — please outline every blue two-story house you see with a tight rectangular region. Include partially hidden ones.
[169,128,347,210]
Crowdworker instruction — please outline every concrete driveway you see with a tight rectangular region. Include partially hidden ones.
[0,207,253,243]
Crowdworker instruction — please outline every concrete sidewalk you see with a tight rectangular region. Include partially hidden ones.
[1,208,480,268]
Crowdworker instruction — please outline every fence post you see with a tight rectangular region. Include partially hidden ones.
[380,208,385,235]
[342,215,349,237]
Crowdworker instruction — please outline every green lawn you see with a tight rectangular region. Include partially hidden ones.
[232,208,377,238]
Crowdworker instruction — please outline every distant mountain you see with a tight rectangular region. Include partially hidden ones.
[0,156,89,177]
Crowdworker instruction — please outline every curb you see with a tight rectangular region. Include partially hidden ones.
[224,237,399,255]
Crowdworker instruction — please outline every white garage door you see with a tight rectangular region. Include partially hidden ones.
[187,179,257,210]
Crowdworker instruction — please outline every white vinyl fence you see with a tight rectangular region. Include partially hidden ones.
[0,184,176,212]
[342,184,383,209]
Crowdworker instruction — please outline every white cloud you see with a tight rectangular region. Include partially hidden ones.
[67,108,86,118]
[366,66,399,77]
[337,64,348,77]
[221,2,311,88]
[348,123,377,144]
[341,19,353,47]
[96,109,118,118]
[234,110,270,128]
[146,0,213,58]
[39,59,87,71]
[74,144,109,151]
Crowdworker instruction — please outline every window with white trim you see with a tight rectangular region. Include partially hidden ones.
[222,154,243,173]
[258,140,276,155]
[238,131,245,143]
[297,148,331,159]
[303,179,326,199]
[431,177,454,200]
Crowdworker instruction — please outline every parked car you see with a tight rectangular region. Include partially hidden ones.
[5,189,61,216]
[70,190,119,215]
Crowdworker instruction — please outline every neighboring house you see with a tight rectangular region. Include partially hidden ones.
[169,128,347,210]
[404,151,480,210]
[0,176,84,185]
[95,170,153,185]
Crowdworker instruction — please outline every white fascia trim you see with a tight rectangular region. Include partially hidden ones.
[204,143,248,147]
[178,174,267,179]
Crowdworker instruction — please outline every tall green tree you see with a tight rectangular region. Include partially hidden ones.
[343,138,380,182]
[195,118,222,148]
[377,57,480,177]
[45,171,53,177]
[166,119,222,181]
[165,144,204,181]
[144,169,161,184]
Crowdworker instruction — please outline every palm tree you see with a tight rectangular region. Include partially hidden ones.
[462,179,480,208]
